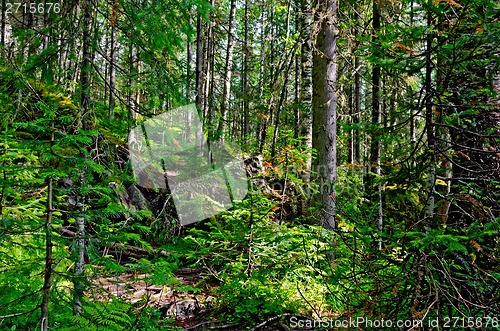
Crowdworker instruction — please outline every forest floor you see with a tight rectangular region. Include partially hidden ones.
[91,268,215,329]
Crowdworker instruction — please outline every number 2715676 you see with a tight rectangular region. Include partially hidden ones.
[5,2,60,14]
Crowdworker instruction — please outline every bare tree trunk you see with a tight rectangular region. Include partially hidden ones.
[73,173,86,316]
[186,29,192,138]
[74,0,92,316]
[312,0,337,232]
[256,9,266,144]
[41,177,53,331]
[294,1,300,139]
[301,0,313,179]
[202,18,210,122]
[258,8,275,153]
[108,0,118,120]
[370,0,383,250]
[203,1,215,135]
[196,14,203,110]
[217,0,237,140]
[187,41,192,102]
[41,0,53,83]
[1,0,5,47]
[271,54,295,157]
[195,13,204,152]
[242,0,250,145]
[425,2,435,227]
[103,34,109,101]
[353,6,362,164]
[135,59,141,114]
[79,0,91,129]
[128,43,136,119]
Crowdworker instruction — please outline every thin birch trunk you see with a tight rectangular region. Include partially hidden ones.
[242,0,250,145]
[353,6,361,164]
[217,0,237,141]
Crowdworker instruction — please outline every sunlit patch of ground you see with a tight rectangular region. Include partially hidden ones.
[89,268,216,327]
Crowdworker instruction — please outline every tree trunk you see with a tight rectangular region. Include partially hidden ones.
[186,30,192,138]
[108,0,118,120]
[312,0,337,231]
[135,59,141,114]
[256,9,266,145]
[370,0,383,250]
[103,34,109,102]
[242,0,250,145]
[41,177,53,331]
[196,14,203,110]
[271,54,295,157]
[217,0,237,140]
[258,8,275,153]
[425,2,435,228]
[353,6,361,164]
[195,13,204,152]
[74,174,86,316]
[74,0,92,315]
[1,0,5,47]
[301,0,313,179]
[294,2,300,139]
[79,0,91,129]
[187,40,192,103]
[128,43,138,119]
[203,1,215,136]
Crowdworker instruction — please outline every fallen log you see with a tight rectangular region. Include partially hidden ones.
[55,225,171,258]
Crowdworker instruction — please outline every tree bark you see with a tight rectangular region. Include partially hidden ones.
[294,2,300,139]
[301,0,313,179]
[186,29,192,138]
[203,0,215,137]
[1,0,5,47]
[370,0,383,250]
[195,13,204,153]
[41,177,53,331]
[128,43,137,119]
[74,0,92,316]
[256,9,266,146]
[271,53,295,157]
[196,14,203,110]
[258,8,275,153]
[79,0,92,129]
[242,0,250,145]
[312,0,337,231]
[425,1,435,228]
[353,6,361,164]
[217,0,237,141]
[74,172,86,316]
[108,0,118,120]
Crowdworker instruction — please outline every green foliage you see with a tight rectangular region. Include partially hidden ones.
[0,64,185,330]
[1,0,499,328]
[166,193,335,324]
